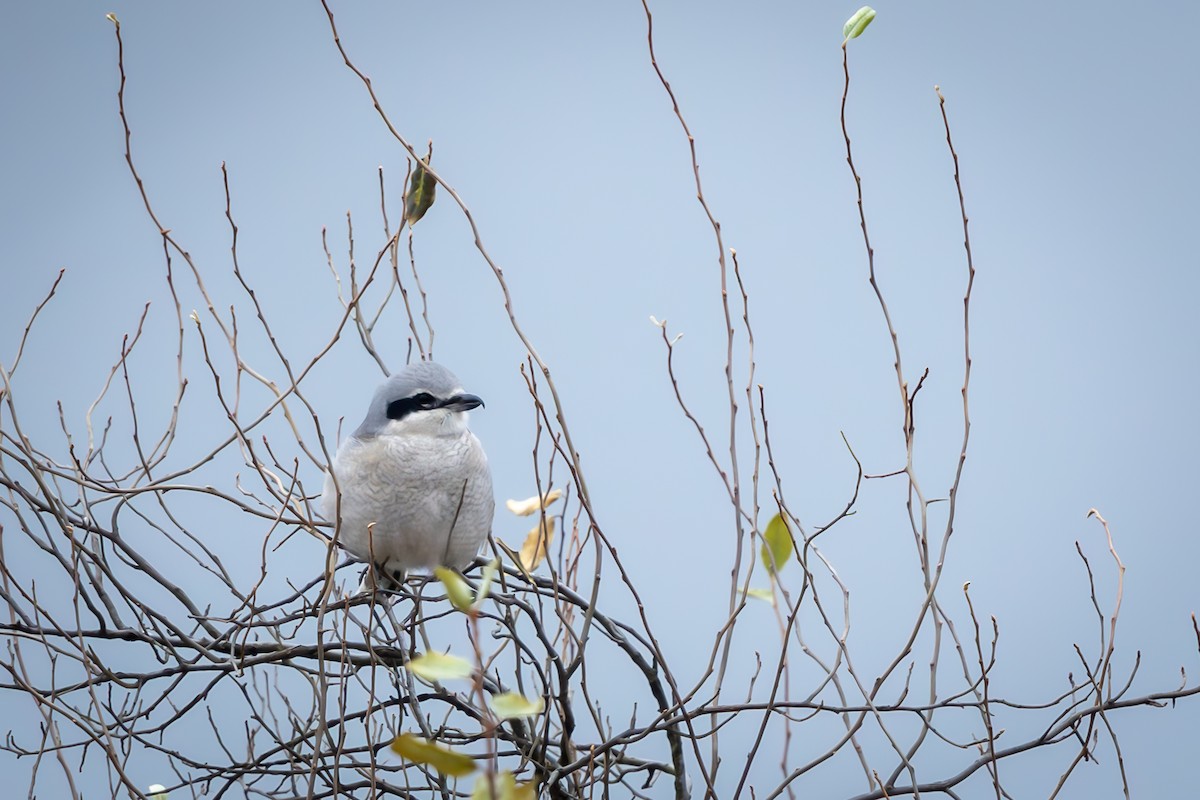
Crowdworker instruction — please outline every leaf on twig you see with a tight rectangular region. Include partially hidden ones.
[842,6,876,41]
[390,733,476,777]
[743,587,776,606]
[470,770,537,800]
[760,513,793,576]
[406,651,473,682]
[490,691,545,720]
[474,557,500,609]
[436,566,474,612]
[519,516,556,572]
[404,158,436,225]
[505,488,563,517]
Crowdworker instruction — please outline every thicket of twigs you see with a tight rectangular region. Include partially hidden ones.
[2,5,1197,800]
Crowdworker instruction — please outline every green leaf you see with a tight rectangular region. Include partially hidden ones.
[474,558,500,609]
[743,587,776,606]
[390,732,476,777]
[490,691,545,720]
[760,513,793,576]
[406,651,474,682]
[842,6,876,40]
[405,159,437,225]
[436,566,474,612]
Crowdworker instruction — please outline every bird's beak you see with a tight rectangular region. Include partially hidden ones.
[440,393,485,412]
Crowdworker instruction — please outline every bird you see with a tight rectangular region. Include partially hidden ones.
[321,362,495,589]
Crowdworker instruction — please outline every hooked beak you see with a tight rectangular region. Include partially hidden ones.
[440,393,484,412]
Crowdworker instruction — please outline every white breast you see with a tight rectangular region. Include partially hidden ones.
[321,430,494,573]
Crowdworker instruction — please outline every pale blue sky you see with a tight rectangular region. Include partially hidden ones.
[2,2,1198,797]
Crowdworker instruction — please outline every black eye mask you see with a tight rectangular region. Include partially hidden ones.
[386,392,438,421]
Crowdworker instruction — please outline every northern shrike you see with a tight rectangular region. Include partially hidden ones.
[322,362,495,587]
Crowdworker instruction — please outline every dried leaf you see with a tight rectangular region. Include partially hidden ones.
[406,651,473,682]
[390,732,475,777]
[505,489,564,517]
[519,516,556,572]
[490,691,545,720]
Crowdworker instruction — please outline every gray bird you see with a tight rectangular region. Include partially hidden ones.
[321,362,495,587]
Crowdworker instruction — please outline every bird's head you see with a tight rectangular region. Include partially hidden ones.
[354,362,485,439]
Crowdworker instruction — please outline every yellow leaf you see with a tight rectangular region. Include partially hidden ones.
[505,488,564,517]
[519,516,555,572]
[760,513,793,576]
[471,771,512,800]
[436,566,474,612]
[470,771,538,800]
[390,733,475,777]
[406,651,474,682]
[490,691,545,720]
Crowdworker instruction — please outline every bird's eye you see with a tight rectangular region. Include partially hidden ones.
[386,392,439,421]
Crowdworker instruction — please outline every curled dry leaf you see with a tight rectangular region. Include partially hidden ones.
[505,488,563,517]
[519,516,555,572]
